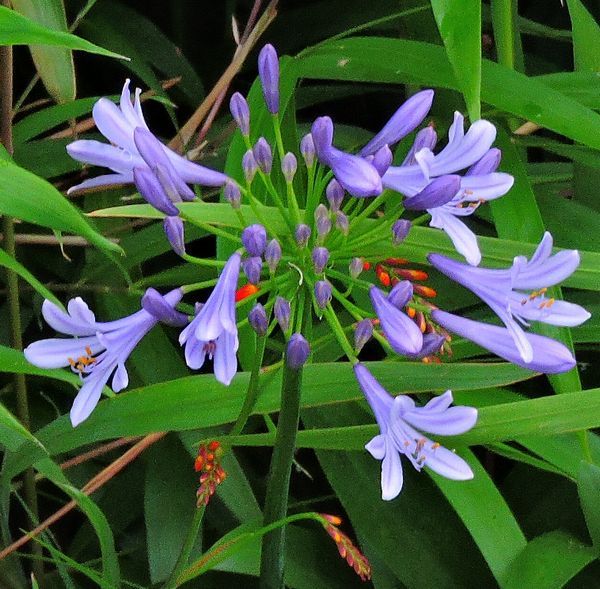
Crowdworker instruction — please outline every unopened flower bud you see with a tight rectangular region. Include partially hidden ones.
[404,126,437,165]
[300,133,315,167]
[286,333,310,369]
[230,92,250,136]
[387,280,413,309]
[242,150,258,183]
[349,257,363,279]
[258,44,279,114]
[354,319,373,353]
[281,152,297,183]
[371,144,393,176]
[335,210,349,235]
[326,179,344,212]
[254,137,273,174]
[248,303,268,336]
[295,223,311,248]
[392,219,411,245]
[274,296,291,332]
[224,180,241,209]
[315,280,332,309]
[312,246,329,274]
[242,224,267,256]
[315,204,331,238]
[403,175,460,211]
[163,216,185,257]
[265,238,282,272]
[243,256,262,285]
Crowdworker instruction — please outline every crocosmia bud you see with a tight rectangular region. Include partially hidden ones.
[286,333,310,369]
[312,246,329,274]
[349,257,363,279]
[265,238,282,273]
[254,137,273,174]
[326,179,344,212]
[295,223,311,248]
[243,256,262,285]
[300,133,315,168]
[282,152,297,183]
[242,224,267,256]
[248,303,268,336]
[163,216,185,257]
[242,150,258,183]
[354,319,373,353]
[230,92,250,136]
[315,280,332,309]
[224,180,241,209]
[274,296,291,332]
[258,44,279,114]
[392,219,411,245]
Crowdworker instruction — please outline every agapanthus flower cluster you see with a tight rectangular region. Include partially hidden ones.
[24,44,590,502]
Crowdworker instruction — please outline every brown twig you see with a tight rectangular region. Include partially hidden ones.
[0,432,165,561]
[170,0,278,152]
[0,234,120,246]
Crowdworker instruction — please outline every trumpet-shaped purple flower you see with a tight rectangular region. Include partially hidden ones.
[312,116,382,198]
[369,285,423,356]
[66,79,227,194]
[354,364,476,500]
[432,311,577,374]
[383,113,514,265]
[179,253,241,385]
[24,288,185,426]
[429,232,590,364]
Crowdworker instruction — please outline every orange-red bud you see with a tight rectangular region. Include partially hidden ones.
[235,283,259,302]
[378,272,391,287]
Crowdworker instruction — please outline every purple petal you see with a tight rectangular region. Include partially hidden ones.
[311,116,334,158]
[328,147,383,197]
[365,434,386,460]
[432,310,577,374]
[354,363,393,433]
[371,145,393,177]
[429,211,481,266]
[466,148,501,175]
[141,287,187,327]
[381,436,404,500]
[42,298,97,336]
[403,405,478,436]
[360,89,434,156]
[258,44,280,114]
[387,280,413,309]
[66,140,142,173]
[66,172,133,194]
[402,126,438,166]
[459,173,514,201]
[404,175,461,210]
[425,446,474,480]
[111,362,129,392]
[24,336,102,369]
[133,166,179,216]
[70,370,111,427]
[513,250,581,290]
[213,330,239,385]
[119,79,147,129]
[92,97,137,152]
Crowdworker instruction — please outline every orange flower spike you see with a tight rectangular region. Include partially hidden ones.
[378,272,391,287]
[235,283,259,302]
[384,257,408,266]
[362,261,372,271]
[413,284,437,298]
[394,268,429,282]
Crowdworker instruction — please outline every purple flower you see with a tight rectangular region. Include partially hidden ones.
[258,44,280,114]
[429,232,590,364]
[392,219,411,245]
[24,288,184,426]
[249,303,268,336]
[66,79,227,194]
[242,224,267,257]
[224,180,241,209]
[179,253,241,385]
[163,216,186,256]
[300,133,315,167]
[287,333,310,369]
[369,286,423,356]
[315,280,332,309]
[383,113,514,265]
[432,310,577,374]
[359,90,434,157]
[354,363,476,500]
[254,137,273,174]
[312,116,382,198]
[230,92,250,136]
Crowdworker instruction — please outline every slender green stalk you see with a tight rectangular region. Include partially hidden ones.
[259,352,305,588]
[230,333,268,436]
[491,0,517,70]
[163,505,206,589]
[0,17,44,582]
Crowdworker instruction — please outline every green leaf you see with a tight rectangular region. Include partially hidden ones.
[567,0,600,72]
[502,531,596,589]
[431,449,526,583]
[0,402,45,452]
[0,159,122,254]
[0,5,126,59]
[431,0,481,119]
[297,37,600,150]
[577,462,600,550]
[10,0,75,103]
[0,247,60,305]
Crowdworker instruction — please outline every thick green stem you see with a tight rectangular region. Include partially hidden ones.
[163,505,206,589]
[0,17,44,583]
[259,357,304,589]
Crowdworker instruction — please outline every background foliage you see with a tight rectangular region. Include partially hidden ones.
[1,0,600,587]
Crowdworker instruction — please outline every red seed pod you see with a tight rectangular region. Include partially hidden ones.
[235,283,259,302]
